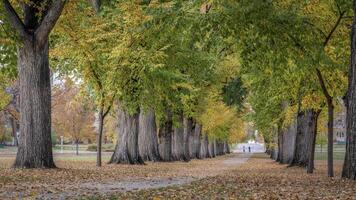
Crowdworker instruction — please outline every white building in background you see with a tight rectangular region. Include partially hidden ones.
[334,108,346,144]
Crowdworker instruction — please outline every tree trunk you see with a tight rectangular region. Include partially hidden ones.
[208,139,216,158]
[182,117,192,161]
[199,134,209,159]
[138,109,160,161]
[14,40,55,168]
[76,139,79,156]
[226,141,230,154]
[194,123,202,158]
[172,113,185,161]
[223,141,228,154]
[291,110,317,167]
[342,1,356,180]
[158,110,173,162]
[326,101,334,177]
[189,122,197,159]
[277,128,283,163]
[96,108,104,166]
[4,0,66,169]
[316,68,334,177]
[109,108,144,164]
[89,0,101,12]
[307,110,319,173]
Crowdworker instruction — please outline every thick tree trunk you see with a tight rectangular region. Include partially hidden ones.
[109,108,144,164]
[278,122,297,164]
[226,141,230,154]
[342,1,356,180]
[158,110,173,161]
[208,139,216,158]
[138,109,160,161]
[223,141,229,154]
[307,111,319,173]
[14,40,55,168]
[172,113,185,161]
[96,109,104,166]
[4,0,65,169]
[291,110,317,167]
[182,117,192,161]
[194,124,202,158]
[198,134,209,159]
[189,122,197,159]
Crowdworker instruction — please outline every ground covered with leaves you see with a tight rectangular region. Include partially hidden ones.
[0,153,355,199]
[0,153,248,199]
[106,154,356,200]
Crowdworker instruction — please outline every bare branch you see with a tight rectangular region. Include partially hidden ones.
[2,0,27,39]
[35,0,67,46]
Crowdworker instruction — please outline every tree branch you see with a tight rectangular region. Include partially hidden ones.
[323,11,346,47]
[36,0,67,46]
[315,68,332,102]
[103,93,116,118]
[2,0,27,39]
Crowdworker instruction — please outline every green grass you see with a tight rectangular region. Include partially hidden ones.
[314,144,346,160]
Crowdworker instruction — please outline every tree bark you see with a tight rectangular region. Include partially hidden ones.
[158,110,173,162]
[109,108,144,164]
[182,117,192,161]
[223,141,229,154]
[13,39,55,168]
[194,123,202,158]
[316,68,334,177]
[76,139,79,156]
[276,127,283,162]
[291,110,317,167]
[208,139,216,158]
[89,0,101,13]
[138,109,160,161]
[172,113,185,161]
[306,110,319,173]
[342,0,356,180]
[3,0,66,169]
[198,134,209,159]
[189,122,201,159]
[96,108,104,166]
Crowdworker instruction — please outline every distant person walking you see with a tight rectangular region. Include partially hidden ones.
[248,146,251,153]
[243,146,245,153]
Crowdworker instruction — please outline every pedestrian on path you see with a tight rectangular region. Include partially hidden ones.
[243,146,245,153]
[248,146,251,153]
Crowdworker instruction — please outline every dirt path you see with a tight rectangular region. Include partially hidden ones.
[0,153,251,199]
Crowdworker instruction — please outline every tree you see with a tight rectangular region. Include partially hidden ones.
[52,79,96,155]
[1,0,66,168]
[342,0,356,180]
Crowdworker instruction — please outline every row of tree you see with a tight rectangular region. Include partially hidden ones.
[0,0,245,168]
[242,0,356,179]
